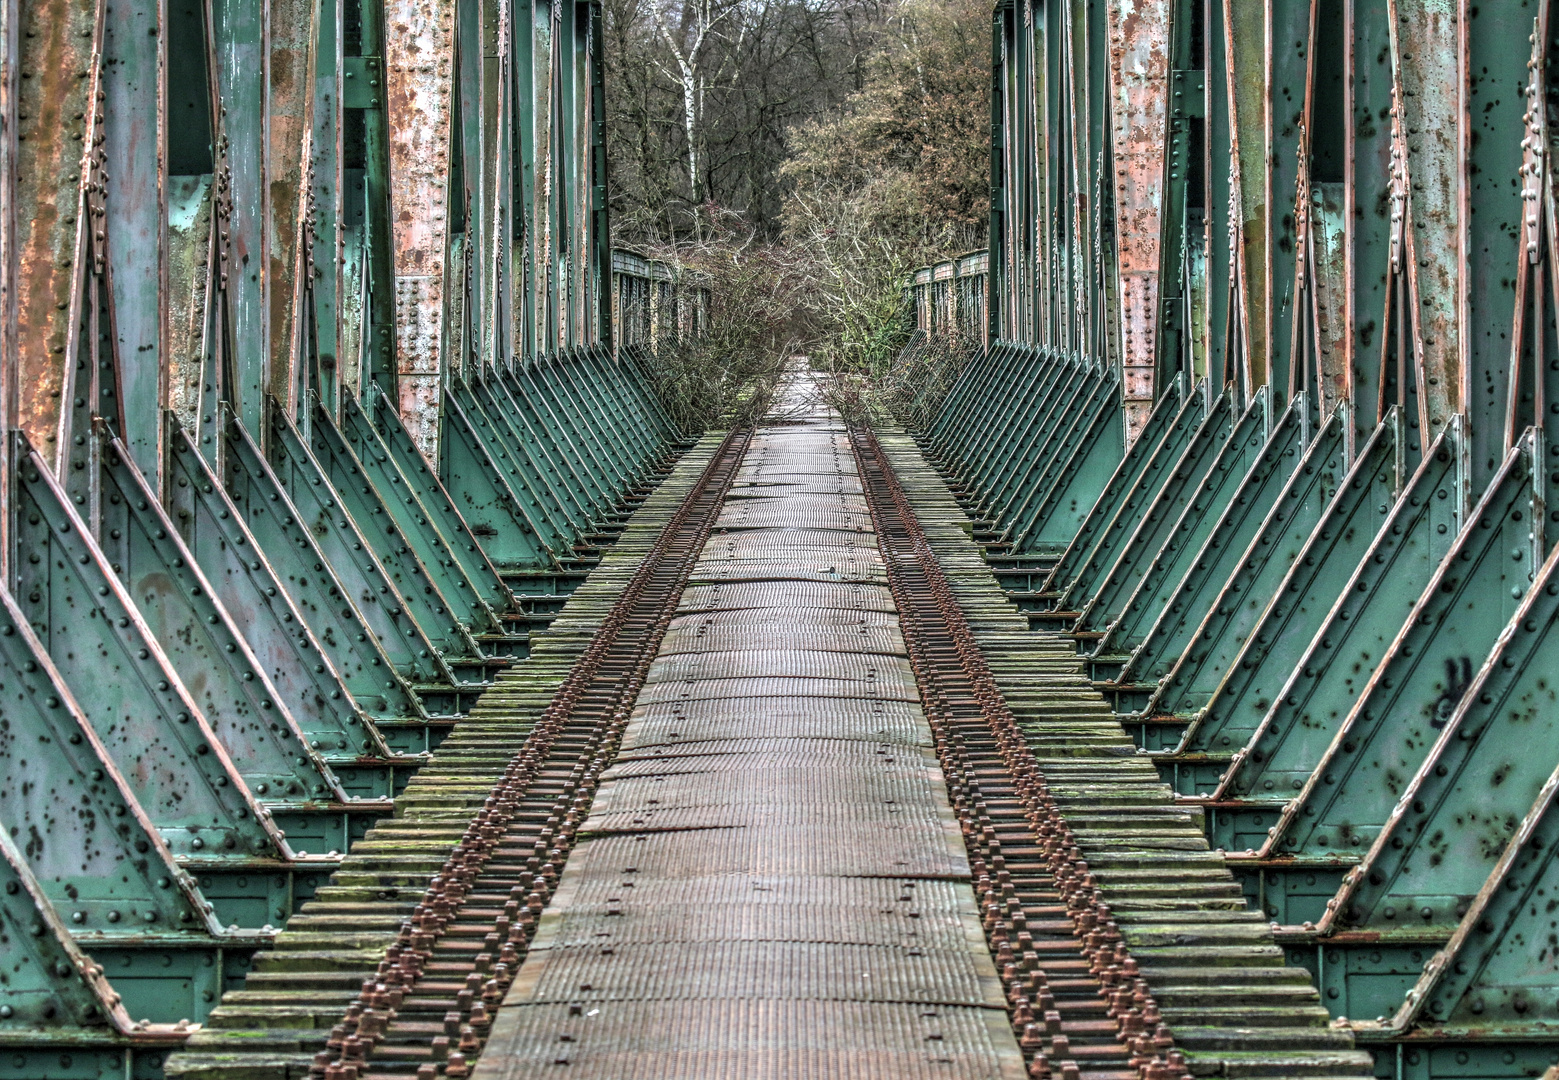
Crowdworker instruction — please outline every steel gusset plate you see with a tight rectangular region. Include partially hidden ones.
[91,425,344,806]
[351,387,514,617]
[439,384,558,570]
[294,404,488,658]
[1157,418,1411,789]
[1053,384,1218,608]
[0,827,137,1036]
[252,411,457,689]
[10,434,283,861]
[1214,425,1476,824]
[1245,433,1540,864]
[215,416,433,719]
[1126,403,1350,693]
[1075,387,1244,637]
[1039,379,1185,595]
[0,584,214,934]
[1096,389,1290,659]
[162,421,392,764]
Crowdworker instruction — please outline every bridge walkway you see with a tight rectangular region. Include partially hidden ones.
[473,371,1025,1078]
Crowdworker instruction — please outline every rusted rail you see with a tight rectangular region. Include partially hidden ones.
[311,428,750,1080]
[853,423,1172,1080]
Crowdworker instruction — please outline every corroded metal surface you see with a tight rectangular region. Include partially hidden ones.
[476,373,1025,1079]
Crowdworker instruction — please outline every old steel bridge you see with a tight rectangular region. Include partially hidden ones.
[1,1,1557,1080]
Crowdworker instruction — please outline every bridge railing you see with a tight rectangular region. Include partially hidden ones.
[906,250,990,347]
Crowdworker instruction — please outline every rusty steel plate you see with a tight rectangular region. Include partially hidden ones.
[634,676,921,706]
[687,563,887,586]
[714,511,874,532]
[698,532,880,556]
[505,940,1003,1007]
[477,1000,1025,1080]
[533,874,986,950]
[555,823,970,879]
[666,608,902,629]
[618,699,931,749]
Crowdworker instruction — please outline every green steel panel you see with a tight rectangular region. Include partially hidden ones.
[1108,395,1310,669]
[0,588,213,934]
[216,418,433,716]
[336,393,511,623]
[10,437,283,861]
[262,408,466,682]
[161,422,393,768]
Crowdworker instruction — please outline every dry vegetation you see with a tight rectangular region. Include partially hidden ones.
[606,0,989,424]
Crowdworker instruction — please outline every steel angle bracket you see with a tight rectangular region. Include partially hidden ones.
[938,343,1027,450]
[1103,387,1293,662]
[557,347,648,487]
[1295,538,1559,1041]
[10,435,284,861]
[1009,369,1125,554]
[215,416,437,716]
[517,349,651,511]
[263,405,475,679]
[1089,388,1279,654]
[162,421,393,763]
[954,350,1066,502]
[532,350,640,491]
[438,383,559,571]
[1051,381,1209,608]
[1073,386,1239,634]
[352,387,515,617]
[469,373,591,534]
[1372,644,1559,1035]
[0,828,141,1038]
[586,345,679,448]
[451,378,577,547]
[1161,417,1408,789]
[919,343,1000,450]
[0,586,216,935]
[303,402,497,650]
[1268,432,1543,875]
[1128,402,1347,694]
[977,354,1089,521]
[329,402,503,633]
[504,356,614,504]
[513,356,631,508]
[90,425,346,807]
[944,348,1054,488]
[601,343,677,479]
[934,343,1038,468]
[588,343,675,449]
[1038,375,1185,595]
[495,360,618,520]
[1210,422,1468,837]
[981,351,1090,509]
[614,346,685,445]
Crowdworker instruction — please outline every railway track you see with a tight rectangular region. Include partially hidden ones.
[860,426,1374,1080]
[169,412,1369,1080]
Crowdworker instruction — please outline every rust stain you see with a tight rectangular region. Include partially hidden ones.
[14,0,99,459]
[1108,0,1170,443]
[268,0,316,412]
[385,0,455,456]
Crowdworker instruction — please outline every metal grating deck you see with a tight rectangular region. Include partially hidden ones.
[473,373,1026,1079]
